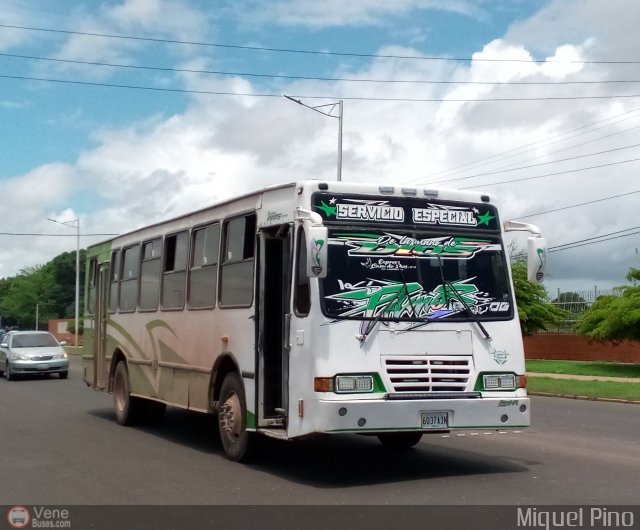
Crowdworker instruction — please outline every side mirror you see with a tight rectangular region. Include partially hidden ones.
[0,343,7,348]
[504,220,546,283]
[296,207,328,279]
[60,341,68,347]
[527,236,547,283]
[306,225,328,278]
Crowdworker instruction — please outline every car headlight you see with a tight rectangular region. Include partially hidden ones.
[13,353,32,360]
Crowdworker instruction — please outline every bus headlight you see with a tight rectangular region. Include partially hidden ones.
[315,375,376,393]
[483,374,516,390]
[336,375,373,393]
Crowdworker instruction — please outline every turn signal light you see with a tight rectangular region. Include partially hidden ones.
[314,377,334,392]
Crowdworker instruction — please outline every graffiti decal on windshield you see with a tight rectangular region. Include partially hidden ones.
[331,233,499,260]
[326,278,507,320]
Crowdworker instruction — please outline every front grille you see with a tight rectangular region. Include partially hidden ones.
[32,356,53,361]
[383,356,472,392]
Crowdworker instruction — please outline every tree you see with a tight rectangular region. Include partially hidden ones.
[0,249,86,328]
[511,262,567,335]
[575,268,640,341]
[0,266,60,329]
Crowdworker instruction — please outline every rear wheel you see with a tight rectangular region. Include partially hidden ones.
[218,372,257,462]
[377,432,423,449]
[113,361,145,425]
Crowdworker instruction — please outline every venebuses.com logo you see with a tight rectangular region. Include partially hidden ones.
[6,506,72,528]
[7,506,30,529]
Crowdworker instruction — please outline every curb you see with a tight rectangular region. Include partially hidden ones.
[529,391,640,405]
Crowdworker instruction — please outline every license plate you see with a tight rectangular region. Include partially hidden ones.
[37,364,50,370]
[421,411,449,429]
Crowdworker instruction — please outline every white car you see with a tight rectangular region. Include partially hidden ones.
[0,331,69,380]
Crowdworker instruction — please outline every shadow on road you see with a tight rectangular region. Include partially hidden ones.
[87,405,530,488]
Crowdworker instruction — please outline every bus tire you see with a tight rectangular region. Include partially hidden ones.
[377,432,423,449]
[113,360,144,426]
[218,372,256,462]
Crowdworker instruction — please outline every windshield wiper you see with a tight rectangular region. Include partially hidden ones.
[358,280,411,346]
[436,257,492,341]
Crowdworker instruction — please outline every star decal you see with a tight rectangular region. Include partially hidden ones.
[477,210,495,226]
[316,201,337,218]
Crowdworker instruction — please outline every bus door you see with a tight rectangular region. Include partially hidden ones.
[93,263,110,390]
[257,224,292,428]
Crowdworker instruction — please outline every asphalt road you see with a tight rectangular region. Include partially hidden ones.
[1,355,639,508]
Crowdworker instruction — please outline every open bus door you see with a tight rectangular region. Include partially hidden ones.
[92,263,109,390]
[257,224,292,429]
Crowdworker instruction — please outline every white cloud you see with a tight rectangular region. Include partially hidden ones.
[235,0,485,28]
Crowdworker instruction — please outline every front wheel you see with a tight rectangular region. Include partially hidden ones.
[218,372,257,462]
[113,361,145,425]
[5,361,16,381]
[377,432,423,449]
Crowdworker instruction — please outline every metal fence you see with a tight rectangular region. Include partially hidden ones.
[547,287,621,333]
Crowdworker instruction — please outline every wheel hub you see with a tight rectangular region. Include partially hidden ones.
[220,392,241,438]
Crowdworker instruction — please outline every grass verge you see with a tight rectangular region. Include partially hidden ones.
[528,377,640,401]
[526,360,640,378]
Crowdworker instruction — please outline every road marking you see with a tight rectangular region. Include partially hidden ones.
[440,430,526,439]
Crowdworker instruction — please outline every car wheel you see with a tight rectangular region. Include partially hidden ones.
[113,360,144,426]
[59,371,69,379]
[5,361,15,381]
[218,372,258,462]
[377,432,423,449]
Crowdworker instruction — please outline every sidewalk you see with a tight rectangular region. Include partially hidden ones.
[528,372,640,383]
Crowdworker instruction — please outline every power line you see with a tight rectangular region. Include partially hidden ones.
[3,52,640,86]
[424,142,640,185]
[3,23,640,65]
[3,73,640,102]
[405,107,640,184]
[460,157,640,189]
[0,232,118,237]
[549,227,640,252]
[513,190,640,219]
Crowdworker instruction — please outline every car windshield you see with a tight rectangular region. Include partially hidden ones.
[11,334,59,348]
[320,228,513,322]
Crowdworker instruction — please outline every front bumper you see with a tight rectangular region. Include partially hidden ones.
[314,395,530,433]
[10,358,69,375]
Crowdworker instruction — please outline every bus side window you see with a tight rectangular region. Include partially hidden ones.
[87,258,98,316]
[162,231,188,310]
[220,214,256,307]
[108,249,120,313]
[119,244,141,312]
[188,223,219,309]
[139,238,162,311]
[294,228,311,316]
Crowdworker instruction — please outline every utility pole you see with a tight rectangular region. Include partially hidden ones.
[48,217,80,352]
[284,95,343,181]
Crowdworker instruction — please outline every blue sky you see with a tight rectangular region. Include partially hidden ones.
[1,0,639,291]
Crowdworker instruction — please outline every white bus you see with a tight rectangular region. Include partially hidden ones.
[83,180,546,461]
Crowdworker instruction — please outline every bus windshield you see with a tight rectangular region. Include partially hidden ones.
[320,228,513,322]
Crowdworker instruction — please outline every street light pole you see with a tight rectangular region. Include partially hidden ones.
[284,95,343,181]
[48,217,80,353]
